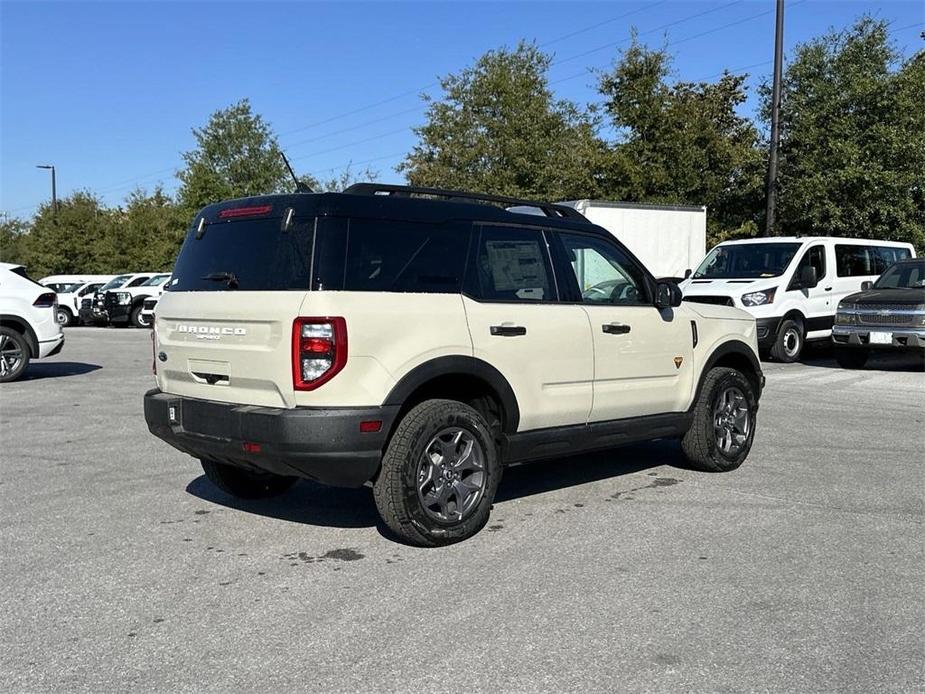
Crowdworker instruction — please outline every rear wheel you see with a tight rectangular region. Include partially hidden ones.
[682,367,757,472]
[200,459,298,499]
[56,307,74,327]
[373,399,501,546]
[771,318,804,362]
[0,327,30,383]
[835,347,868,369]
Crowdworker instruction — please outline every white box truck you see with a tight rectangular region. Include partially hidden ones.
[560,200,707,280]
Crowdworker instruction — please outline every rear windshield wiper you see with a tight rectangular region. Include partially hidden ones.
[202,271,239,289]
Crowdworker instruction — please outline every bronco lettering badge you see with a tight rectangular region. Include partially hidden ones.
[176,324,247,340]
[674,356,684,369]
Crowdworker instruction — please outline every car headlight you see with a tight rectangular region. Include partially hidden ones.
[115,292,132,305]
[835,303,858,325]
[741,288,776,307]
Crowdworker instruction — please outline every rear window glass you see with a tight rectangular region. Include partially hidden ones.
[314,218,469,293]
[170,217,313,291]
[835,245,912,277]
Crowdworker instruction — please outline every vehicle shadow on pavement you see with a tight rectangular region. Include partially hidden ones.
[185,439,687,536]
[185,475,380,529]
[21,362,102,380]
[495,438,683,503]
[800,346,924,372]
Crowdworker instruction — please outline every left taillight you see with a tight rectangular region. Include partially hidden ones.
[292,317,347,391]
[34,292,57,308]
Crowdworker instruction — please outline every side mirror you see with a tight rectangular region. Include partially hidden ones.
[683,268,692,280]
[655,280,683,309]
[799,266,818,289]
[860,280,873,290]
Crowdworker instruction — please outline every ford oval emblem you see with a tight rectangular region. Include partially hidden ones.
[158,352,168,362]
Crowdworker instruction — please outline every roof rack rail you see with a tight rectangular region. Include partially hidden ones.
[343,183,588,221]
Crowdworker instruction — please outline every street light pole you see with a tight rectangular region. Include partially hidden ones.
[36,164,57,215]
[764,0,785,237]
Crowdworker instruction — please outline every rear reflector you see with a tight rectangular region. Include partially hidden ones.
[218,205,273,219]
[292,317,347,391]
[359,420,382,433]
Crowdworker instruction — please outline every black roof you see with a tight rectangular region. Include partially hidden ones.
[198,183,610,236]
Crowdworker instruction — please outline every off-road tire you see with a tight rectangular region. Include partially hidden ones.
[131,306,150,329]
[373,399,501,547]
[0,327,31,383]
[200,459,298,499]
[681,367,757,472]
[835,347,868,370]
[770,318,803,362]
[57,307,74,327]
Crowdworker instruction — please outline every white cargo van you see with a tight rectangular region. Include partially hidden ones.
[559,200,706,280]
[680,237,914,361]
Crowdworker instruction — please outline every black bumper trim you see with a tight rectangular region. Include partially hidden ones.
[756,317,781,346]
[144,389,398,487]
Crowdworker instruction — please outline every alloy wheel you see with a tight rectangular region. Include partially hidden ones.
[0,334,25,379]
[713,385,750,457]
[416,427,487,522]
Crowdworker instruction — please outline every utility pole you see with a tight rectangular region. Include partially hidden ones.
[36,164,57,215]
[764,0,785,237]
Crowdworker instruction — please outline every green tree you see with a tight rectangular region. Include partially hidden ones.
[24,193,116,276]
[177,99,309,211]
[400,42,608,200]
[116,187,188,270]
[597,38,765,244]
[767,18,925,248]
[0,215,31,266]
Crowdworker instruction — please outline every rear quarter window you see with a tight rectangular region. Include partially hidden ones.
[313,218,470,293]
[835,244,912,277]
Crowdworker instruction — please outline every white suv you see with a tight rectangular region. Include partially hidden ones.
[0,263,65,382]
[145,185,764,545]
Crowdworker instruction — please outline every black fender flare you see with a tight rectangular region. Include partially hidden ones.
[383,355,520,432]
[693,339,764,407]
[132,294,151,308]
[0,314,40,358]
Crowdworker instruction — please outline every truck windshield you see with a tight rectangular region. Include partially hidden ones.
[170,217,313,291]
[140,274,171,287]
[874,261,925,289]
[98,274,131,291]
[693,243,802,279]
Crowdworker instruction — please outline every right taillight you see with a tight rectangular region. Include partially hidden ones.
[33,292,57,308]
[292,317,347,391]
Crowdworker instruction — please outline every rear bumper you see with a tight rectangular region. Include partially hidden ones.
[143,389,398,487]
[832,326,925,350]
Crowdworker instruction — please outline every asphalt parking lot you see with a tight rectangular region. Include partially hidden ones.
[1,328,923,693]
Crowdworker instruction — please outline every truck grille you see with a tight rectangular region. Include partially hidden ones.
[856,305,918,327]
[683,295,735,307]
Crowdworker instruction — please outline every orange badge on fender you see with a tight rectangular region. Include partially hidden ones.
[674,356,684,369]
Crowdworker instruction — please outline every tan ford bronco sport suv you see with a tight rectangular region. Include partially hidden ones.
[145,184,764,545]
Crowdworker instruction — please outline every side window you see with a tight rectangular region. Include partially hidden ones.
[127,276,149,287]
[789,245,826,289]
[341,219,469,293]
[79,283,101,296]
[874,246,910,273]
[468,226,555,302]
[557,232,649,305]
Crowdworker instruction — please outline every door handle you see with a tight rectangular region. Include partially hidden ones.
[490,325,527,337]
[602,322,631,335]
[824,287,832,291]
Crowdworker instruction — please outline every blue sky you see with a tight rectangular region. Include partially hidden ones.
[2,0,922,217]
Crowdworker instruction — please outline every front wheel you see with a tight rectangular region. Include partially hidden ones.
[200,459,298,499]
[770,318,804,362]
[835,347,868,369]
[373,399,501,546]
[131,306,151,329]
[682,367,757,472]
[0,327,31,383]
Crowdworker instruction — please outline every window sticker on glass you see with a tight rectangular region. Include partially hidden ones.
[485,240,546,295]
